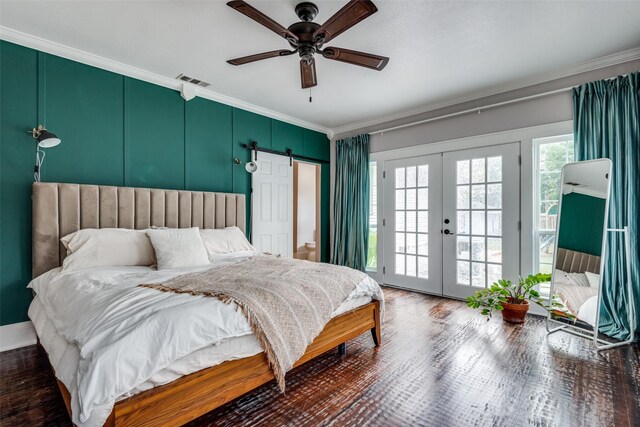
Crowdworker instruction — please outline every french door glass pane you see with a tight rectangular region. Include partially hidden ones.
[396,211,405,231]
[417,234,428,256]
[396,254,405,275]
[472,262,486,287]
[417,188,428,209]
[472,158,485,183]
[487,184,502,209]
[457,186,469,209]
[395,232,405,253]
[471,237,486,261]
[418,256,429,278]
[471,185,485,209]
[406,211,416,232]
[418,165,429,186]
[406,189,417,210]
[457,236,470,259]
[457,160,470,184]
[457,261,470,285]
[406,255,417,276]
[487,237,502,263]
[471,211,485,235]
[418,211,428,232]
[406,233,417,254]
[395,168,405,188]
[396,189,406,210]
[457,211,470,234]
[406,166,417,188]
[487,263,502,285]
[487,211,502,236]
[487,157,502,182]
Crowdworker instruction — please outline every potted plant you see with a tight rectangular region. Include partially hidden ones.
[466,273,560,324]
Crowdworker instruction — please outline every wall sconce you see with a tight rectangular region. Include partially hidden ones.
[28,125,61,182]
[234,158,258,173]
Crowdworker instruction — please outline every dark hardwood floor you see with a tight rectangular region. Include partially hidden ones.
[1,287,638,426]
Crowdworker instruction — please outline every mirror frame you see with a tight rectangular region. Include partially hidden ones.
[546,158,612,339]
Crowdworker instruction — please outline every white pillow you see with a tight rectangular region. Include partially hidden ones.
[146,227,210,269]
[61,228,155,272]
[585,271,601,289]
[200,227,255,258]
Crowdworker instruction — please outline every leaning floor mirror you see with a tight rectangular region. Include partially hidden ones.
[546,158,634,350]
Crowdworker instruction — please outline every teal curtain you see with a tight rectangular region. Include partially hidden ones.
[331,134,370,271]
[572,72,639,340]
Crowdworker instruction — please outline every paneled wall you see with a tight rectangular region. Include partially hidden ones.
[0,41,330,326]
[557,193,606,256]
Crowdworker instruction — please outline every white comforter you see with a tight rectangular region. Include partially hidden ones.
[28,252,383,426]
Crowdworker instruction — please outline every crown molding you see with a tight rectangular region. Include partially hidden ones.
[0,26,331,136]
[332,47,640,137]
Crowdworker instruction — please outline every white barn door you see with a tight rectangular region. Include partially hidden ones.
[251,151,293,257]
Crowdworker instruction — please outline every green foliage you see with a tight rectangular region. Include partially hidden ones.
[466,273,563,320]
[366,228,377,270]
[538,141,574,214]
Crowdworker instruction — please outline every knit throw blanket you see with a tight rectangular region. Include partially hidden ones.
[140,254,367,391]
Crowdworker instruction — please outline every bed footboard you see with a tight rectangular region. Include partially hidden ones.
[53,300,381,427]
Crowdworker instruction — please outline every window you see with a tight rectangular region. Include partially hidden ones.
[367,161,377,270]
[533,135,574,274]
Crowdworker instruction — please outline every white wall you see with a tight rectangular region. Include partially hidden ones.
[296,162,317,253]
[333,59,640,145]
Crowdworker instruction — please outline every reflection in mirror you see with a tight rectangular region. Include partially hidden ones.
[548,159,611,331]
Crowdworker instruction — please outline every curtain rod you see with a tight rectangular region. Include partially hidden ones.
[369,87,571,136]
[369,72,634,136]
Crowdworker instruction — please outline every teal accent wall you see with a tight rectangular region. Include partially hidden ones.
[0,41,330,326]
[557,192,607,256]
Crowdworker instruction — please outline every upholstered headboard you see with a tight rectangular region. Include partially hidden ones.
[32,182,246,278]
[555,248,601,274]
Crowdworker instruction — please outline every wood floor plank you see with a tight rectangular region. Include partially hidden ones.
[1,287,638,426]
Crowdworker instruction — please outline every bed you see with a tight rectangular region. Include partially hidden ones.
[30,182,383,427]
[552,248,601,326]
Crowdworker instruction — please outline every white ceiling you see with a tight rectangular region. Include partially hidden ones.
[2,1,640,133]
[563,159,611,199]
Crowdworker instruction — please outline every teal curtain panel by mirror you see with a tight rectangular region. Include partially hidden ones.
[331,134,370,271]
[572,72,640,340]
[0,41,330,327]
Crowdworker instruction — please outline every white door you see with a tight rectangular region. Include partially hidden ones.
[383,155,443,294]
[251,151,293,257]
[442,143,520,299]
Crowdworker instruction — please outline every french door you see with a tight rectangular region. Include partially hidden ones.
[382,143,520,299]
[441,143,520,299]
[383,155,443,294]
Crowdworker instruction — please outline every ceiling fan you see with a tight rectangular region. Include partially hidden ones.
[226,0,389,89]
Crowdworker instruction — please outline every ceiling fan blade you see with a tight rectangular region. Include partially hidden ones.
[300,59,317,89]
[312,0,378,44]
[322,47,388,70]
[227,0,298,42]
[227,49,296,66]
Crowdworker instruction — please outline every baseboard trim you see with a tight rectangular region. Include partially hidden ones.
[0,321,37,352]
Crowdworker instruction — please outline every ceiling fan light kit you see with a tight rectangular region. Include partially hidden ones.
[227,0,389,89]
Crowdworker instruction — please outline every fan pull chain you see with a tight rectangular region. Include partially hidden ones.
[309,87,312,103]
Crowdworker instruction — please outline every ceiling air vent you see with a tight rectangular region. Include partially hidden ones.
[176,74,210,88]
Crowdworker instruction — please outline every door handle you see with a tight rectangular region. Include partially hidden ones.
[443,229,455,235]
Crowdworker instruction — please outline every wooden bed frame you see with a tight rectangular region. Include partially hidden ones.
[31,183,382,427]
[55,301,381,427]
